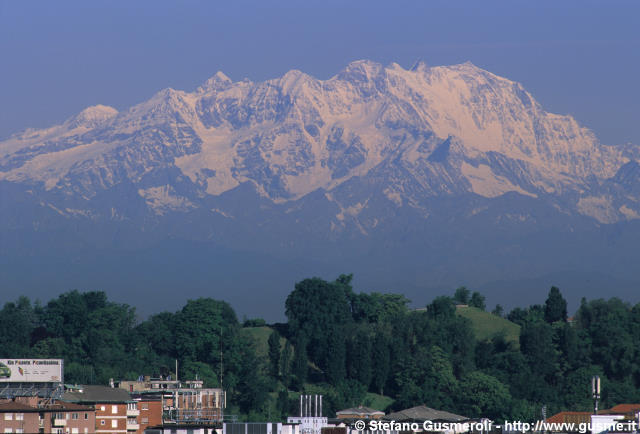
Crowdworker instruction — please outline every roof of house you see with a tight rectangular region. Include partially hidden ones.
[605,404,640,414]
[62,385,132,403]
[385,405,467,422]
[48,402,93,411]
[546,411,592,425]
[0,401,38,412]
[0,400,93,413]
[336,406,384,416]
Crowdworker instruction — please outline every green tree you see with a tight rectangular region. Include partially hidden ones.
[544,287,568,323]
[427,296,455,319]
[346,328,372,387]
[520,321,558,402]
[285,276,352,374]
[492,304,504,317]
[453,287,470,304]
[280,341,293,387]
[457,371,512,421]
[0,296,36,357]
[235,339,270,415]
[291,334,308,390]
[371,332,391,394]
[422,346,458,410]
[174,298,238,366]
[276,389,290,419]
[268,330,281,378]
[469,292,486,310]
[325,327,346,383]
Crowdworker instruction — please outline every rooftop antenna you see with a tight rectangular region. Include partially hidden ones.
[592,376,601,414]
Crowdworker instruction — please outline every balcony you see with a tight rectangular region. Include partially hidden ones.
[53,418,67,426]
[127,422,140,430]
[127,408,140,417]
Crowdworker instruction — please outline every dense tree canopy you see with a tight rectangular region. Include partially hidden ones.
[1,283,639,422]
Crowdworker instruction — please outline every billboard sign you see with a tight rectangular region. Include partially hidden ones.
[0,359,63,383]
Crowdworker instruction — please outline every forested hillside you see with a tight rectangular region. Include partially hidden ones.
[1,277,639,421]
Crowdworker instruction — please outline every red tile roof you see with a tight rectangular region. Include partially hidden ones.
[605,404,640,414]
[546,411,592,425]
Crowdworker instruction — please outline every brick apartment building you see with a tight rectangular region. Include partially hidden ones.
[0,399,95,434]
[133,396,162,434]
[62,385,136,434]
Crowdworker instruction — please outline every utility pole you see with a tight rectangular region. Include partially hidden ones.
[220,327,224,388]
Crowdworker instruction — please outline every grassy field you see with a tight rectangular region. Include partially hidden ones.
[363,392,394,411]
[239,326,280,357]
[455,305,521,344]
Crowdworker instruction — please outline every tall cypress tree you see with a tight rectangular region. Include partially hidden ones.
[544,286,568,323]
[268,330,281,378]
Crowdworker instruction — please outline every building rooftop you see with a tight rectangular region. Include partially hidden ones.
[336,406,384,416]
[0,400,93,412]
[384,405,467,422]
[48,401,94,411]
[0,401,38,412]
[546,411,592,425]
[605,404,640,415]
[62,385,132,403]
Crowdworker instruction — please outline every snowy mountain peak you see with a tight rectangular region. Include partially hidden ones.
[337,59,385,81]
[1,60,639,224]
[198,71,233,93]
[67,104,118,128]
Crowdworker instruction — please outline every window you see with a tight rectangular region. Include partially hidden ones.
[84,429,88,434]
[4,428,13,433]
[15,413,23,421]
[111,405,117,414]
[141,403,148,410]
[4,413,12,420]
[84,413,88,420]
[72,413,79,420]
[100,406,105,412]
[141,417,149,424]
[100,420,105,426]
[15,429,23,434]
[71,429,78,434]
[111,419,117,428]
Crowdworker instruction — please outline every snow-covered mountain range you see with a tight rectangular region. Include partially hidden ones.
[2,60,639,308]
[3,60,638,223]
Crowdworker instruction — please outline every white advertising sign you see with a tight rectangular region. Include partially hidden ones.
[0,359,63,383]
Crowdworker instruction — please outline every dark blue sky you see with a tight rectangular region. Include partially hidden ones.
[1,0,639,145]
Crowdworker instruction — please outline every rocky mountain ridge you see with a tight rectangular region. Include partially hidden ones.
[2,60,638,227]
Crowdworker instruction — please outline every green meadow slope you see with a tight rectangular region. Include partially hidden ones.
[455,305,521,344]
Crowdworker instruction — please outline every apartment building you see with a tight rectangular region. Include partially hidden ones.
[133,396,162,434]
[62,385,135,434]
[0,400,95,434]
[117,377,225,424]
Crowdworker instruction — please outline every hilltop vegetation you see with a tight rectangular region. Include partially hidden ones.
[456,306,521,344]
[1,277,640,422]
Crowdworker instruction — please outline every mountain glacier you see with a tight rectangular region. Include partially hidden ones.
[2,60,637,224]
[2,60,639,311]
